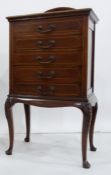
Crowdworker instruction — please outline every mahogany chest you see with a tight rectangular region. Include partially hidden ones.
[5,7,99,168]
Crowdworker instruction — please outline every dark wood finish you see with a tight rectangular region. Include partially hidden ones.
[81,102,92,168]
[5,7,99,168]
[13,67,81,84]
[89,102,98,151]
[45,7,75,12]
[13,50,82,66]
[13,84,81,97]
[13,17,82,37]
[14,35,82,50]
[5,98,14,155]
[24,104,30,142]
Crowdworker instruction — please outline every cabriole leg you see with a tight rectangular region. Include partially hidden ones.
[89,103,98,151]
[24,104,30,142]
[80,103,92,168]
[5,97,15,155]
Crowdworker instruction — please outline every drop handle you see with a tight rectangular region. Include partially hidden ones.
[37,24,56,33]
[36,56,55,64]
[37,71,55,79]
[37,85,55,96]
[37,40,55,49]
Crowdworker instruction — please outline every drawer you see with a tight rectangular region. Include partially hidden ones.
[13,17,83,37]
[13,67,81,84]
[13,51,82,66]
[14,35,82,50]
[12,83,81,97]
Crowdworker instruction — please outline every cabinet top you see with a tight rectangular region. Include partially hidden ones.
[7,7,99,23]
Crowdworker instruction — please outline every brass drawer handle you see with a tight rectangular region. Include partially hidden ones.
[37,85,55,96]
[37,71,55,79]
[37,40,55,49]
[36,56,55,64]
[37,24,56,33]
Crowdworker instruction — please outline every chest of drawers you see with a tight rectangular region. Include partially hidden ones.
[5,7,99,168]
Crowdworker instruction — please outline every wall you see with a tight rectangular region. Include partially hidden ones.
[0,0,110,133]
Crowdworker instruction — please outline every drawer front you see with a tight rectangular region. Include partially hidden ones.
[13,17,83,37]
[14,35,82,50]
[12,84,81,97]
[13,67,81,84]
[13,51,82,66]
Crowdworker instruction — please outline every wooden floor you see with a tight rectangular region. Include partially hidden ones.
[0,133,111,174]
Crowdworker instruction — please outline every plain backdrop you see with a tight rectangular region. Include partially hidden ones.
[0,0,111,134]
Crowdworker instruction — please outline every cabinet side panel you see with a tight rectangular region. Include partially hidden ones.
[87,19,95,95]
[9,22,14,94]
[81,16,88,97]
